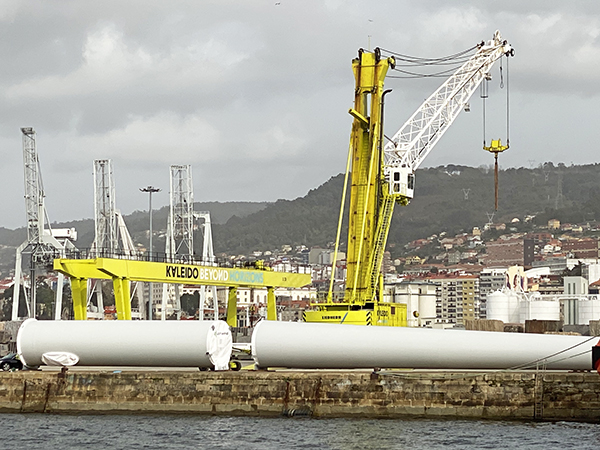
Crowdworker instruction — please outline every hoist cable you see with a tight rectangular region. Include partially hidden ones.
[499,56,504,89]
[482,81,487,146]
[388,64,484,79]
[506,55,510,146]
[380,45,478,63]
[380,44,480,78]
[390,54,475,67]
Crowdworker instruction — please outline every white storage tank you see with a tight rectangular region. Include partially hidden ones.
[578,297,600,325]
[17,318,232,370]
[519,297,560,322]
[487,290,520,323]
[418,295,437,325]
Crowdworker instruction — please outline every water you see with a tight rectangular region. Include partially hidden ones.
[0,414,598,449]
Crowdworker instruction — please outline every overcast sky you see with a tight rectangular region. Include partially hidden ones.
[1,0,599,229]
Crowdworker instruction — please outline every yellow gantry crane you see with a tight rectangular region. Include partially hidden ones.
[54,257,310,325]
[304,32,513,326]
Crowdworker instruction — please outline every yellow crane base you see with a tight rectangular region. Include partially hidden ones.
[303,302,407,327]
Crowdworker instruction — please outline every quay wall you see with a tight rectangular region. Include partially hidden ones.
[1,370,600,421]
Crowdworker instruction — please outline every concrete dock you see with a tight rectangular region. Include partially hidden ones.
[1,368,600,421]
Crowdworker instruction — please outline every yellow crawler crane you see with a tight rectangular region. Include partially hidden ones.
[304,32,513,326]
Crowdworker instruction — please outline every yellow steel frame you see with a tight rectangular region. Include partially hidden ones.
[54,258,311,324]
[305,49,409,328]
[345,49,395,303]
[304,302,406,327]
[345,51,395,304]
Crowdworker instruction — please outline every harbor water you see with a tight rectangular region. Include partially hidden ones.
[1,414,599,449]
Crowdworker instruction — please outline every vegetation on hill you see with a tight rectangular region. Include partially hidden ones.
[213,162,600,258]
[2,163,600,273]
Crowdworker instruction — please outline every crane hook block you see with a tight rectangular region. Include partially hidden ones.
[483,139,509,153]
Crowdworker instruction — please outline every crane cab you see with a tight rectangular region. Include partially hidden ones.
[387,167,415,199]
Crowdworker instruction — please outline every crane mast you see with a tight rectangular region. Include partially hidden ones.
[305,32,513,327]
[162,164,195,320]
[92,159,118,256]
[344,49,395,304]
[13,128,77,320]
[22,128,45,243]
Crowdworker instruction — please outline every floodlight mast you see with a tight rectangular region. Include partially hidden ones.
[140,185,160,320]
[140,185,161,259]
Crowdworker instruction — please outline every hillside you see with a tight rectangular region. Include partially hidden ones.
[213,162,600,256]
[0,202,268,276]
[2,162,600,274]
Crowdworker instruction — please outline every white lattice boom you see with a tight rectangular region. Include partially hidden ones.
[169,164,194,260]
[21,128,44,243]
[384,31,513,180]
[197,211,218,320]
[92,159,117,255]
[13,127,76,321]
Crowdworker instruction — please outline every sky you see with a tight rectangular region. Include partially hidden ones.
[1,0,599,229]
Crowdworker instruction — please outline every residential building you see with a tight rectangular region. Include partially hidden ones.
[478,268,508,319]
[548,219,560,230]
[426,274,479,326]
[562,237,600,259]
[485,238,525,266]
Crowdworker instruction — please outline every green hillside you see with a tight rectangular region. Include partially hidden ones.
[213,162,600,257]
[2,162,600,274]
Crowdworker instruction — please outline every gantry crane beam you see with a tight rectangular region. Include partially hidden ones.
[54,258,311,324]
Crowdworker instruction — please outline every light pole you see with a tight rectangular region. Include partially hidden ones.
[140,185,161,320]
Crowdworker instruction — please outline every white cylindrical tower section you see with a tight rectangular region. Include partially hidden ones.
[17,319,232,370]
[251,321,597,371]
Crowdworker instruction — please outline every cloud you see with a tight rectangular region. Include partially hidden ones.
[6,21,257,101]
[59,112,221,166]
[1,1,600,229]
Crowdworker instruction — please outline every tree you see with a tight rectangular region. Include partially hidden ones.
[0,285,27,320]
[180,292,200,317]
[35,278,56,320]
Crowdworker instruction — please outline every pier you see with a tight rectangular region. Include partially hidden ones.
[1,368,599,422]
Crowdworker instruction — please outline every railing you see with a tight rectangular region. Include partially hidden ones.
[61,248,311,274]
